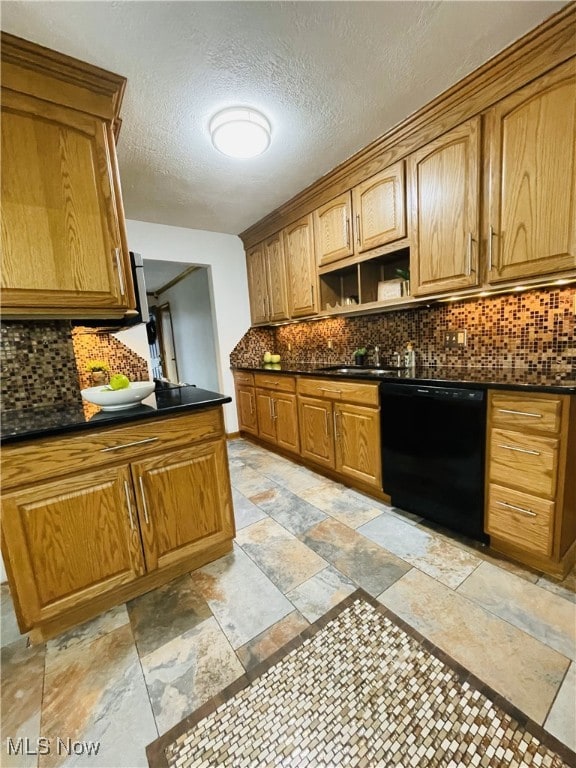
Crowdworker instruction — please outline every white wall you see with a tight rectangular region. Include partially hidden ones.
[155,268,219,391]
[113,323,154,380]
[126,220,250,432]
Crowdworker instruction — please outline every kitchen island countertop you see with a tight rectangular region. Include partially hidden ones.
[232,364,576,394]
[1,385,232,444]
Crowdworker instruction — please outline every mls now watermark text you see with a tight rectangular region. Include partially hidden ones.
[6,737,101,756]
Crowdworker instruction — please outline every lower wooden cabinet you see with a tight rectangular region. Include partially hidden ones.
[233,371,258,436]
[485,390,576,577]
[2,465,146,628]
[254,373,299,454]
[133,440,234,572]
[298,377,382,492]
[234,371,382,495]
[1,407,235,640]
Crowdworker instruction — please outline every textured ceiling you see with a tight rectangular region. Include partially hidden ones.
[1,1,568,236]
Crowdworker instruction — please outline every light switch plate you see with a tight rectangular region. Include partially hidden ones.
[444,328,467,348]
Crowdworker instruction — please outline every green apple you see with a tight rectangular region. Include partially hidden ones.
[270,363,281,370]
[108,373,130,390]
[263,351,272,363]
[270,354,281,363]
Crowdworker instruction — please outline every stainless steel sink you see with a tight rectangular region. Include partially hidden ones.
[318,366,403,376]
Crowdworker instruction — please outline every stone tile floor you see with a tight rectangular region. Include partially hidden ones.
[1,437,575,767]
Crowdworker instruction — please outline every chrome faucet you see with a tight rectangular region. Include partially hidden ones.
[366,344,381,366]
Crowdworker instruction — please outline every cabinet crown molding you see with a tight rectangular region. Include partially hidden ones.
[1,31,126,120]
[240,3,576,249]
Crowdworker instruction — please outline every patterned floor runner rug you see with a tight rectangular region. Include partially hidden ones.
[147,589,575,768]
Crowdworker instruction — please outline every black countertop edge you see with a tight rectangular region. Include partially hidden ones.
[1,387,232,445]
[231,365,576,394]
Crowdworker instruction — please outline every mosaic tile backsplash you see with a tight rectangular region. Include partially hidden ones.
[230,287,576,372]
[1,322,149,412]
[72,328,149,391]
[0,321,80,411]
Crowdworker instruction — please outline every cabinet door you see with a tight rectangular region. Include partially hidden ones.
[1,466,145,630]
[284,215,319,318]
[246,243,269,324]
[1,89,132,314]
[352,162,406,253]
[236,384,258,435]
[274,392,300,454]
[486,62,576,283]
[335,403,382,490]
[314,192,354,266]
[298,395,335,468]
[255,389,277,443]
[265,233,290,321]
[408,118,481,296]
[133,441,234,572]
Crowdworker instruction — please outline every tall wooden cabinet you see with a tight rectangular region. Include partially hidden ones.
[284,214,319,317]
[0,33,135,319]
[1,408,235,641]
[408,118,481,296]
[246,234,290,325]
[485,61,576,284]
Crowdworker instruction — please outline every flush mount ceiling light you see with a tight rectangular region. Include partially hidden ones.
[209,107,271,159]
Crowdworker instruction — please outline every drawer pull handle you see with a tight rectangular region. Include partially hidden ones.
[498,408,542,419]
[101,437,159,452]
[497,443,541,456]
[496,500,537,517]
[333,410,339,439]
[139,476,150,525]
[320,387,342,394]
[124,481,135,530]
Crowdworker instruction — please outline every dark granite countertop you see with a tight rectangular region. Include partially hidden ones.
[232,364,576,394]
[1,385,232,444]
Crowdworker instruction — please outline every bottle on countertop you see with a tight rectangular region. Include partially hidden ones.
[404,341,416,369]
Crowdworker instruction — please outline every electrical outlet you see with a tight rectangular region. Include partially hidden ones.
[327,339,333,350]
[444,328,467,348]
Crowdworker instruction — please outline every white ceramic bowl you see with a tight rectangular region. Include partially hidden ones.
[81,381,155,411]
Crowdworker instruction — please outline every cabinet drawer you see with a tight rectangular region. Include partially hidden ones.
[486,484,554,556]
[233,370,254,386]
[489,428,558,499]
[297,377,379,407]
[253,373,296,393]
[1,408,224,489]
[490,392,563,434]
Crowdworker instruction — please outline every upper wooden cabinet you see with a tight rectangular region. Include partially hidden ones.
[408,118,481,296]
[283,214,319,318]
[0,33,135,320]
[314,162,406,267]
[245,234,290,325]
[485,61,576,284]
[246,243,269,325]
[351,161,406,254]
[266,233,290,322]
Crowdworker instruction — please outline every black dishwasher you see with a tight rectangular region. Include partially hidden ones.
[380,382,488,542]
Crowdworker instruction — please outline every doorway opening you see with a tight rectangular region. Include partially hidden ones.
[144,260,219,391]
